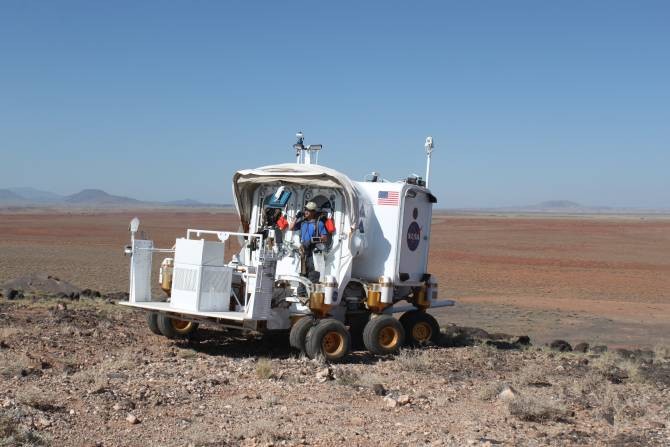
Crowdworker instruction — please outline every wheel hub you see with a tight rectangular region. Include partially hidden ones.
[171,319,191,332]
[378,326,399,349]
[322,331,345,355]
[412,322,432,341]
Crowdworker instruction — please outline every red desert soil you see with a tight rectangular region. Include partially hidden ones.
[1,210,669,347]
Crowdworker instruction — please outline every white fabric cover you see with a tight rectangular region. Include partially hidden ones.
[232,163,361,232]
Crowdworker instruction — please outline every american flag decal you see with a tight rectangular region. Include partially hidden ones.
[377,190,399,206]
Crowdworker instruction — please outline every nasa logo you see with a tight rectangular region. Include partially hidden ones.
[407,221,421,251]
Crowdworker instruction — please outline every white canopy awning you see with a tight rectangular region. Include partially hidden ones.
[232,163,361,231]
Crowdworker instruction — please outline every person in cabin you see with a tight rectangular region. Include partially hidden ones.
[289,201,328,295]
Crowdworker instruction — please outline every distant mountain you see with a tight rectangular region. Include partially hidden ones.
[9,187,64,203]
[165,199,206,206]
[0,189,25,203]
[64,189,143,205]
[527,200,584,210]
[0,186,229,208]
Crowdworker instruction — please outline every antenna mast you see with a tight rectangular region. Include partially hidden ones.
[424,136,434,188]
[292,131,323,165]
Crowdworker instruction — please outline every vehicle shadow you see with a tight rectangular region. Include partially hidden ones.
[169,324,530,364]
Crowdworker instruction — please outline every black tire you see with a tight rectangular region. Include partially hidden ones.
[146,312,161,335]
[156,314,199,339]
[289,316,315,353]
[363,314,405,355]
[304,319,351,361]
[399,311,440,347]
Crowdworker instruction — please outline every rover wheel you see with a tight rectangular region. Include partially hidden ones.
[146,312,161,335]
[304,319,350,361]
[363,314,405,355]
[399,311,440,346]
[156,314,199,339]
[289,316,315,353]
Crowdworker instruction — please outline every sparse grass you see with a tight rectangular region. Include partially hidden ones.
[394,349,436,374]
[515,362,552,387]
[477,381,508,401]
[335,368,360,387]
[507,395,572,423]
[231,419,286,443]
[0,327,20,339]
[590,350,653,385]
[177,350,198,359]
[255,357,273,380]
[72,364,109,392]
[16,387,60,412]
[653,344,670,362]
[618,359,646,384]
[18,298,131,320]
[112,350,139,370]
[0,410,49,446]
[0,352,35,379]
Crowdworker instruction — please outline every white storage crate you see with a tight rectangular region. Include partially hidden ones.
[170,238,231,312]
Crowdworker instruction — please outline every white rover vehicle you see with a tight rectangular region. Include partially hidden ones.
[121,134,453,361]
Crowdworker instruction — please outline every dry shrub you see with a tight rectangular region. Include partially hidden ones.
[0,352,35,379]
[477,382,508,401]
[72,364,109,393]
[335,368,360,387]
[515,362,553,387]
[508,395,572,423]
[1,409,48,446]
[653,345,670,362]
[596,383,647,424]
[231,419,286,443]
[394,349,435,374]
[255,358,273,380]
[16,387,60,412]
[0,327,20,339]
[572,368,603,398]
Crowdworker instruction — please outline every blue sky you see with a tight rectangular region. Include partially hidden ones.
[1,1,668,208]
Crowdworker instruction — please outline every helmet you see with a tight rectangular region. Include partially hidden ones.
[304,201,318,211]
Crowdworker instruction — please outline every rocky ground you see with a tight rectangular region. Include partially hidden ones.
[1,291,669,446]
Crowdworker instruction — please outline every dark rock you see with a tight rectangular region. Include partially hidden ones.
[372,383,386,396]
[549,340,572,352]
[603,367,628,384]
[81,289,102,298]
[513,335,531,346]
[104,291,129,301]
[573,342,589,353]
[485,340,518,350]
[4,289,24,300]
[440,325,492,347]
[602,407,615,425]
[591,345,608,354]
[614,348,654,363]
[0,341,9,349]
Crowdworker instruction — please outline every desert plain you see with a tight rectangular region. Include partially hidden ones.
[1,209,669,446]
[1,209,669,347]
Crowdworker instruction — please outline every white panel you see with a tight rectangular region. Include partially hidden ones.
[173,266,198,292]
[174,238,225,267]
[130,239,153,303]
[350,182,403,282]
[398,190,432,281]
[199,266,232,312]
[170,264,232,312]
[246,256,276,320]
[170,265,200,311]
